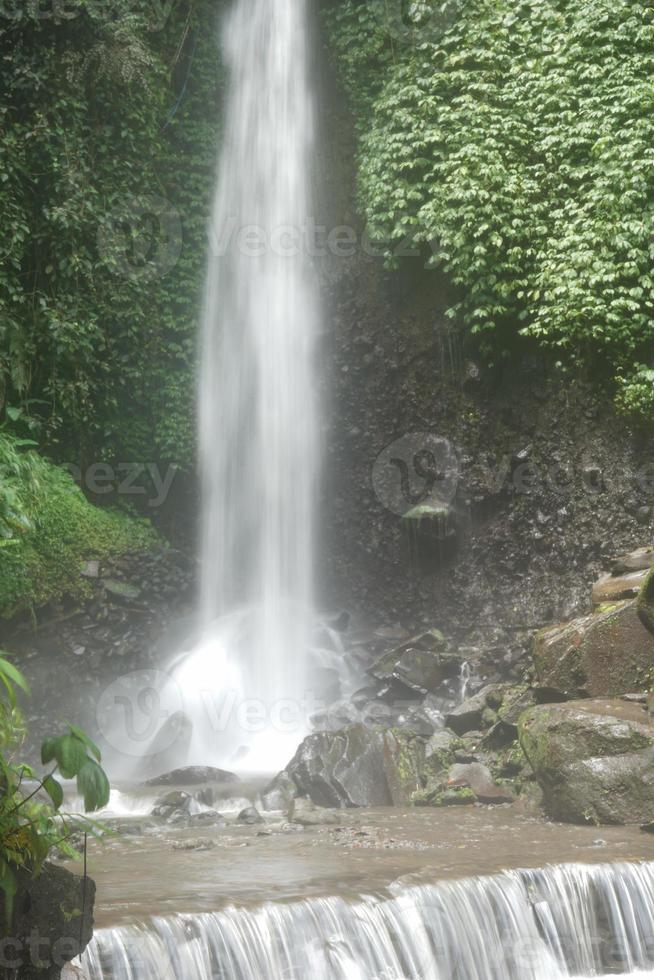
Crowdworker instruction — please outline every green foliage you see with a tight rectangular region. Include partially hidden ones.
[0,433,158,616]
[0,656,110,927]
[327,0,654,412]
[0,0,224,469]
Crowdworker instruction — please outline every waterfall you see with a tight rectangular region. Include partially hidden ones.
[178,0,320,770]
[79,862,654,979]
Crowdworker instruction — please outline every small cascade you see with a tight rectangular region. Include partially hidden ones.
[79,862,654,979]
[458,660,473,702]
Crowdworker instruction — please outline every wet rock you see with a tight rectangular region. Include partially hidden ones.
[447,762,514,804]
[237,806,264,825]
[286,724,424,807]
[151,790,199,824]
[261,771,297,812]
[444,684,510,735]
[146,766,240,786]
[533,601,654,698]
[424,728,459,770]
[445,692,486,734]
[638,566,654,637]
[11,864,95,979]
[289,797,339,826]
[592,570,649,606]
[367,630,455,696]
[518,699,654,824]
[613,547,654,575]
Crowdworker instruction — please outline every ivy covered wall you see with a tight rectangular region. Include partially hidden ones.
[326,0,654,419]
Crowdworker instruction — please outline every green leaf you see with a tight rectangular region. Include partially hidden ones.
[76,760,110,813]
[53,734,88,780]
[0,657,30,699]
[43,774,64,809]
[41,738,57,766]
[65,722,102,763]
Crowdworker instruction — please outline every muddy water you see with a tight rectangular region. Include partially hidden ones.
[68,803,654,929]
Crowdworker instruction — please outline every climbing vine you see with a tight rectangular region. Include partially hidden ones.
[0,0,224,470]
[327,0,654,418]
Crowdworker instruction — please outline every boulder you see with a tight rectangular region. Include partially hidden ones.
[592,570,649,606]
[285,724,424,807]
[146,766,239,786]
[367,630,457,696]
[532,601,654,698]
[237,806,264,825]
[445,684,511,735]
[7,864,95,979]
[445,691,486,734]
[446,762,514,804]
[638,566,654,637]
[518,699,654,824]
[151,790,200,823]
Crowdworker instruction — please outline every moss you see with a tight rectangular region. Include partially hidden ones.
[431,787,477,807]
[0,448,158,617]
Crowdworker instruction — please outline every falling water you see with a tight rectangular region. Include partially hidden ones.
[79,862,654,979]
[180,0,319,769]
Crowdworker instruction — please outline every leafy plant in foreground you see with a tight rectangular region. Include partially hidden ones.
[0,656,110,927]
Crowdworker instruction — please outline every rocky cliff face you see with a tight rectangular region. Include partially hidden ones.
[318,46,654,666]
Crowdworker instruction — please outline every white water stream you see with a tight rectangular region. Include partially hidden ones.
[79,862,654,979]
[175,0,320,771]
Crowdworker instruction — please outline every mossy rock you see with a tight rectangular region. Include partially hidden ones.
[532,601,654,698]
[518,699,654,824]
[638,566,654,638]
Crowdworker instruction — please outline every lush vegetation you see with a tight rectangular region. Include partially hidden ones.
[0,656,110,924]
[0,0,224,469]
[327,0,654,418]
[0,433,157,617]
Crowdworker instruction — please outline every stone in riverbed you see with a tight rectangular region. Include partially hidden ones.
[446,762,514,804]
[146,766,240,786]
[285,724,424,807]
[518,699,654,824]
[237,806,264,825]
[532,600,654,699]
[289,797,339,826]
